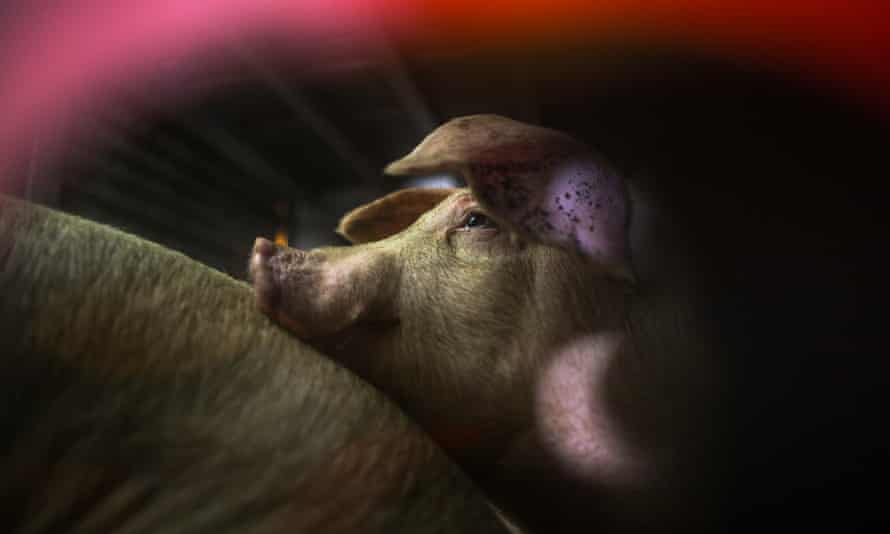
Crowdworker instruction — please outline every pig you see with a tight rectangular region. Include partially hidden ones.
[250,115,727,533]
[0,195,510,534]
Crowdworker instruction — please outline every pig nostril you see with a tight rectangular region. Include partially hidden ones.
[254,237,277,257]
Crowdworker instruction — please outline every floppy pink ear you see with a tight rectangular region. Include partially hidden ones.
[385,114,634,281]
[337,187,459,244]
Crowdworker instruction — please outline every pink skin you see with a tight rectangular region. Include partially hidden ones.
[471,157,632,279]
[531,333,650,485]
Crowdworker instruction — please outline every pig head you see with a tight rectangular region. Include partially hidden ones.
[249,115,720,532]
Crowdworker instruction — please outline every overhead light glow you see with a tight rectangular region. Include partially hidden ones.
[405,174,459,189]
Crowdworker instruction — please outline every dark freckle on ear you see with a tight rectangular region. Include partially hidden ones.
[596,203,602,209]
[588,225,595,231]
[564,193,571,199]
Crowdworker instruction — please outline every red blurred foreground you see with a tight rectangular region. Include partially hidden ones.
[1,0,888,181]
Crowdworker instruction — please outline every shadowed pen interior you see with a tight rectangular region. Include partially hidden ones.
[1,1,888,533]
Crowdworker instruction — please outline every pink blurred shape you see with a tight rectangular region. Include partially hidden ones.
[1,0,888,186]
[0,0,401,183]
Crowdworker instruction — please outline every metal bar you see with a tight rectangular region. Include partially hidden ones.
[230,42,378,184]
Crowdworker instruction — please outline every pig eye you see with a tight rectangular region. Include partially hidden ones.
[462,212,497,230]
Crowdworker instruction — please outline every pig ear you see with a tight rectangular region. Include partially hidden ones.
[468,156,635,283]
[337,188,459,244]
[386,114,635,282]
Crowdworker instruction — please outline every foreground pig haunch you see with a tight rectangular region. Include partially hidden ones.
[0,195,510,534]
[250,115,724,532]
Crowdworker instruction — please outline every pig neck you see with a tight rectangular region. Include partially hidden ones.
[485,275,653,531]
[488,272,719,533]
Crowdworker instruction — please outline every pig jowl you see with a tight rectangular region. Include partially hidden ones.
[249,115,722,533]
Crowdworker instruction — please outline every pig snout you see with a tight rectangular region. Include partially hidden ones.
[249,237,397,340]
[250,238,278,299]
[250,237,301,313]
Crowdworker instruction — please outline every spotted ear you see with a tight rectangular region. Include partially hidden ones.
[337,187,459,244]
[386,114,634,281]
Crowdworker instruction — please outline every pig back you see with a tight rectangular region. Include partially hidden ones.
[0,195,507,534]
